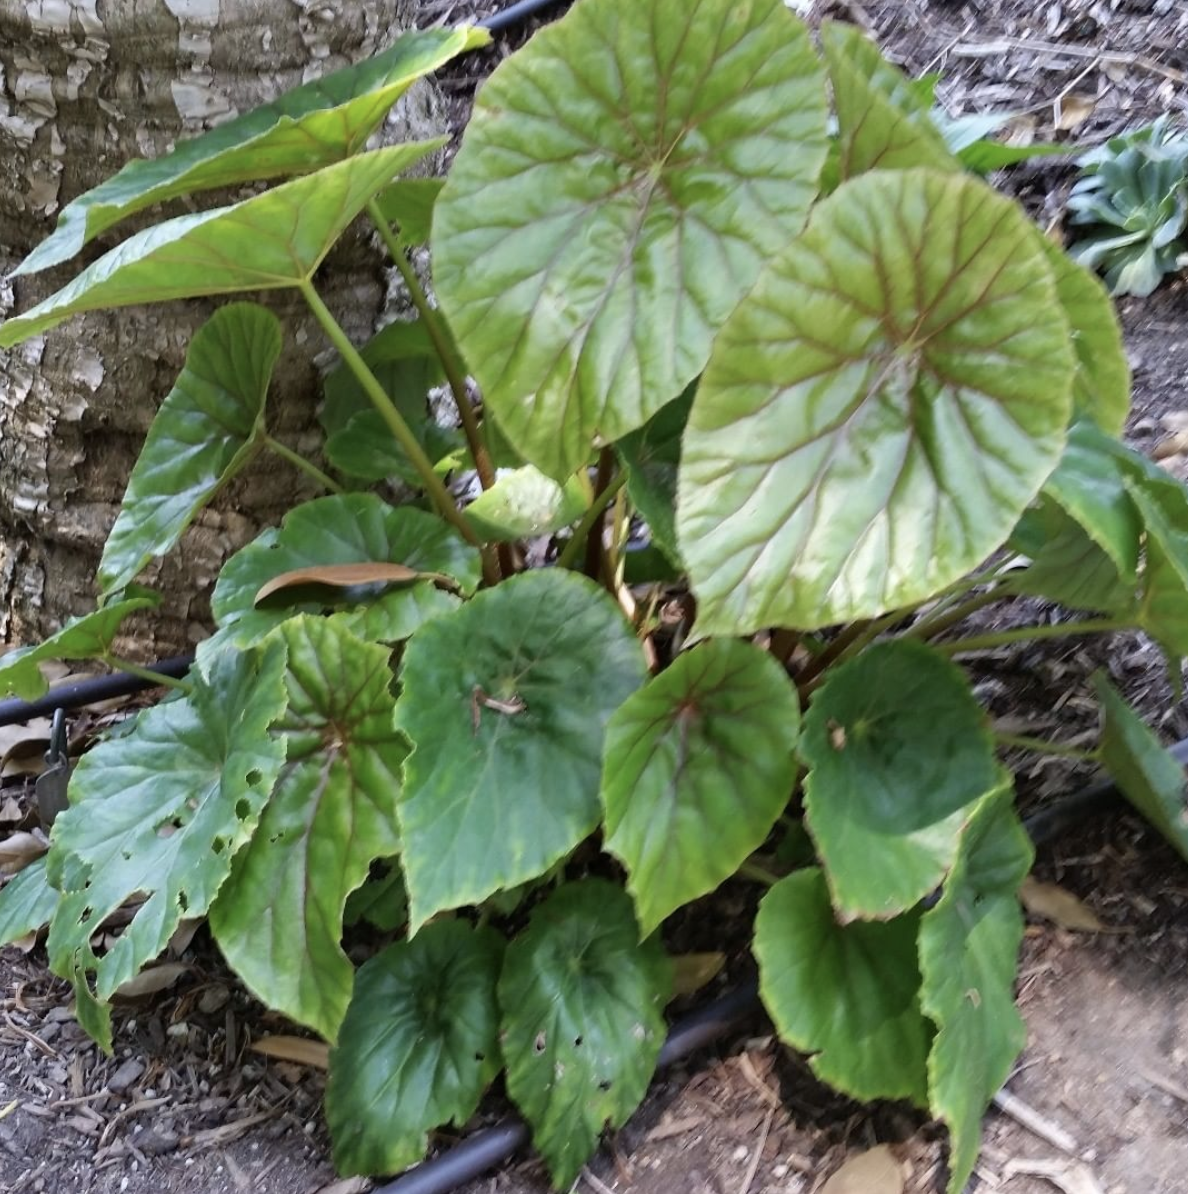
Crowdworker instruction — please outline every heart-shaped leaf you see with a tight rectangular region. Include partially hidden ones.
[1036,237,1130,435]
[0,589,161,701]
[1094,673,1188,860]
[209,494,480,651]
[0,859,59,949]
[432,0,829,479]
[801,641,999,919]
[45,640,288,1051]
[601,640,800,936]
[464,466,589,542]
[326,920,504,1176]
[209,617,406,1040]
[375,178,445,247]
[0,145,434,349]
[98,303,280,595]
[15,26,484,276]
[498,880,669,1190]
[820,20,957,181]
[395,570,646,932]
[615,388,694,566]
[755,868,929,1104]
[679,168,1075,636]
[919,789,1032,1194]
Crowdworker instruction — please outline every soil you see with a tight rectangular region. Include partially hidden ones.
[3,1,1188,1193]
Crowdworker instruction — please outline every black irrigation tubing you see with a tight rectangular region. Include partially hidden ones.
[372,752,1188,1194]
[476,0,570,33]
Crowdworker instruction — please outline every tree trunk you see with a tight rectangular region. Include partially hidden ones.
[0,0,445,653]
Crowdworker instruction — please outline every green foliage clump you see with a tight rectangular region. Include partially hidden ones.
[0,7,1185,1193]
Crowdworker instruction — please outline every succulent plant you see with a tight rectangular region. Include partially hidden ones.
[1067,116,1188,297]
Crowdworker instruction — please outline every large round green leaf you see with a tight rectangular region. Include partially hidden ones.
[326,921,504,1176]
[601,640,799,936]
[801,641,999,919]
[394,570,647,932]
[209,617,407,1041]
[678,168,1076,635]
[0,145,433,348]
[463,465,589,542]
[919,790,1032,1194]
[498,880,669,1190]
[754,868,929,1104]
[208,493,480,651]
[15,26,484,277]
[432,0,829,480]
[99,303,280,596]
[45,641,288,1050]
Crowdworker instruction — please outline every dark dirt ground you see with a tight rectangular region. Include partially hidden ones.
[3,1,1188,1192]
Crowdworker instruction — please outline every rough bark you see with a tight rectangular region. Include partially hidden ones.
[0,0,445,653]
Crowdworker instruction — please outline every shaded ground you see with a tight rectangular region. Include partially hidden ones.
[3,1,1188,1192]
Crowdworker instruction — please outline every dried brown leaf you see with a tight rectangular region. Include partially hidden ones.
[822,1145,905,1194]
[250,1034,330,1069]
[112,962,189,1000]
[253,561,451,607]
[0,832,48,875]
[1020,877,1106,931]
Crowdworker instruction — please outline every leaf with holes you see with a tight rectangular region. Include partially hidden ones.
[755,868,929,1104]
[615,388,694,566]
[601,640,800,935]
[0,859,59,949]
[375,178,446,246]
[801,641,1000,919]
[464,466,589,542]
[15,26,484,276]
[1128,477,1188,659]
[395,570,646,932]
[209,617,406,1040]
[919,789,1032,1194]
[326,920,503,1175]
[820,20,957,181]
[433,0,829,479]
[0,146,432,348]
[44,641,288,1051]
[499,881,669,1189]
[678,169,1075,635]
[98,303,280,595]
[1095,673,1188,861]
[0,589,161,701]
[208,494,479,652]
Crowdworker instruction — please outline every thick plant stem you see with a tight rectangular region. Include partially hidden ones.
[796,619,873,687]
[556,471,627,572]
[298,280,488,559]
[737,860,780,888]
[995,732,1099,762]
[901,586,1006,643]
[367,201,497,493]
[585,449,615,582]
[263,435,345,495]
[104,655,190,694]
[937,619,1129,655]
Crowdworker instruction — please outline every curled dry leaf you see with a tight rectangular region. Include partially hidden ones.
[112,961,189,1000]
[821,1144,905,1194]
[253,561,457,607]
[1019,876,1106,932]
[251,1034,330,1070]
[0,832,49,876]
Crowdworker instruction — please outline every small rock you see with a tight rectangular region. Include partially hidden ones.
[108,1057,145,1094]
[138,1127,180,1156]
[198,985,230,1015]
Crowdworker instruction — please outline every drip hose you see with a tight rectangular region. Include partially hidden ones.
[477,0,569,33]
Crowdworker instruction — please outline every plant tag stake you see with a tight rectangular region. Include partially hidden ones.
[35,707,71,828]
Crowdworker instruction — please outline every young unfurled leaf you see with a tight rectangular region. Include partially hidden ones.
[209,617,407,1040]
[919,789,1032,1194]
[15,26,484,276]
[1095,673,1188,861]
[754,868,930,1104]
[820,20,958,180]
[679,169,1074,636]
[45,641,288,1051]
[801,642,1000,919]
[433,0,828,479]
[0,589,161,701]
[395,571,647,932]
[0,858,59,949]
[463,466,589,542]
[498,881,669,1190]
[326,921,503,1175]
[0,145,436,349]
[601,640,800,936]
[209,494,479,652]
[98,303,280,596]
